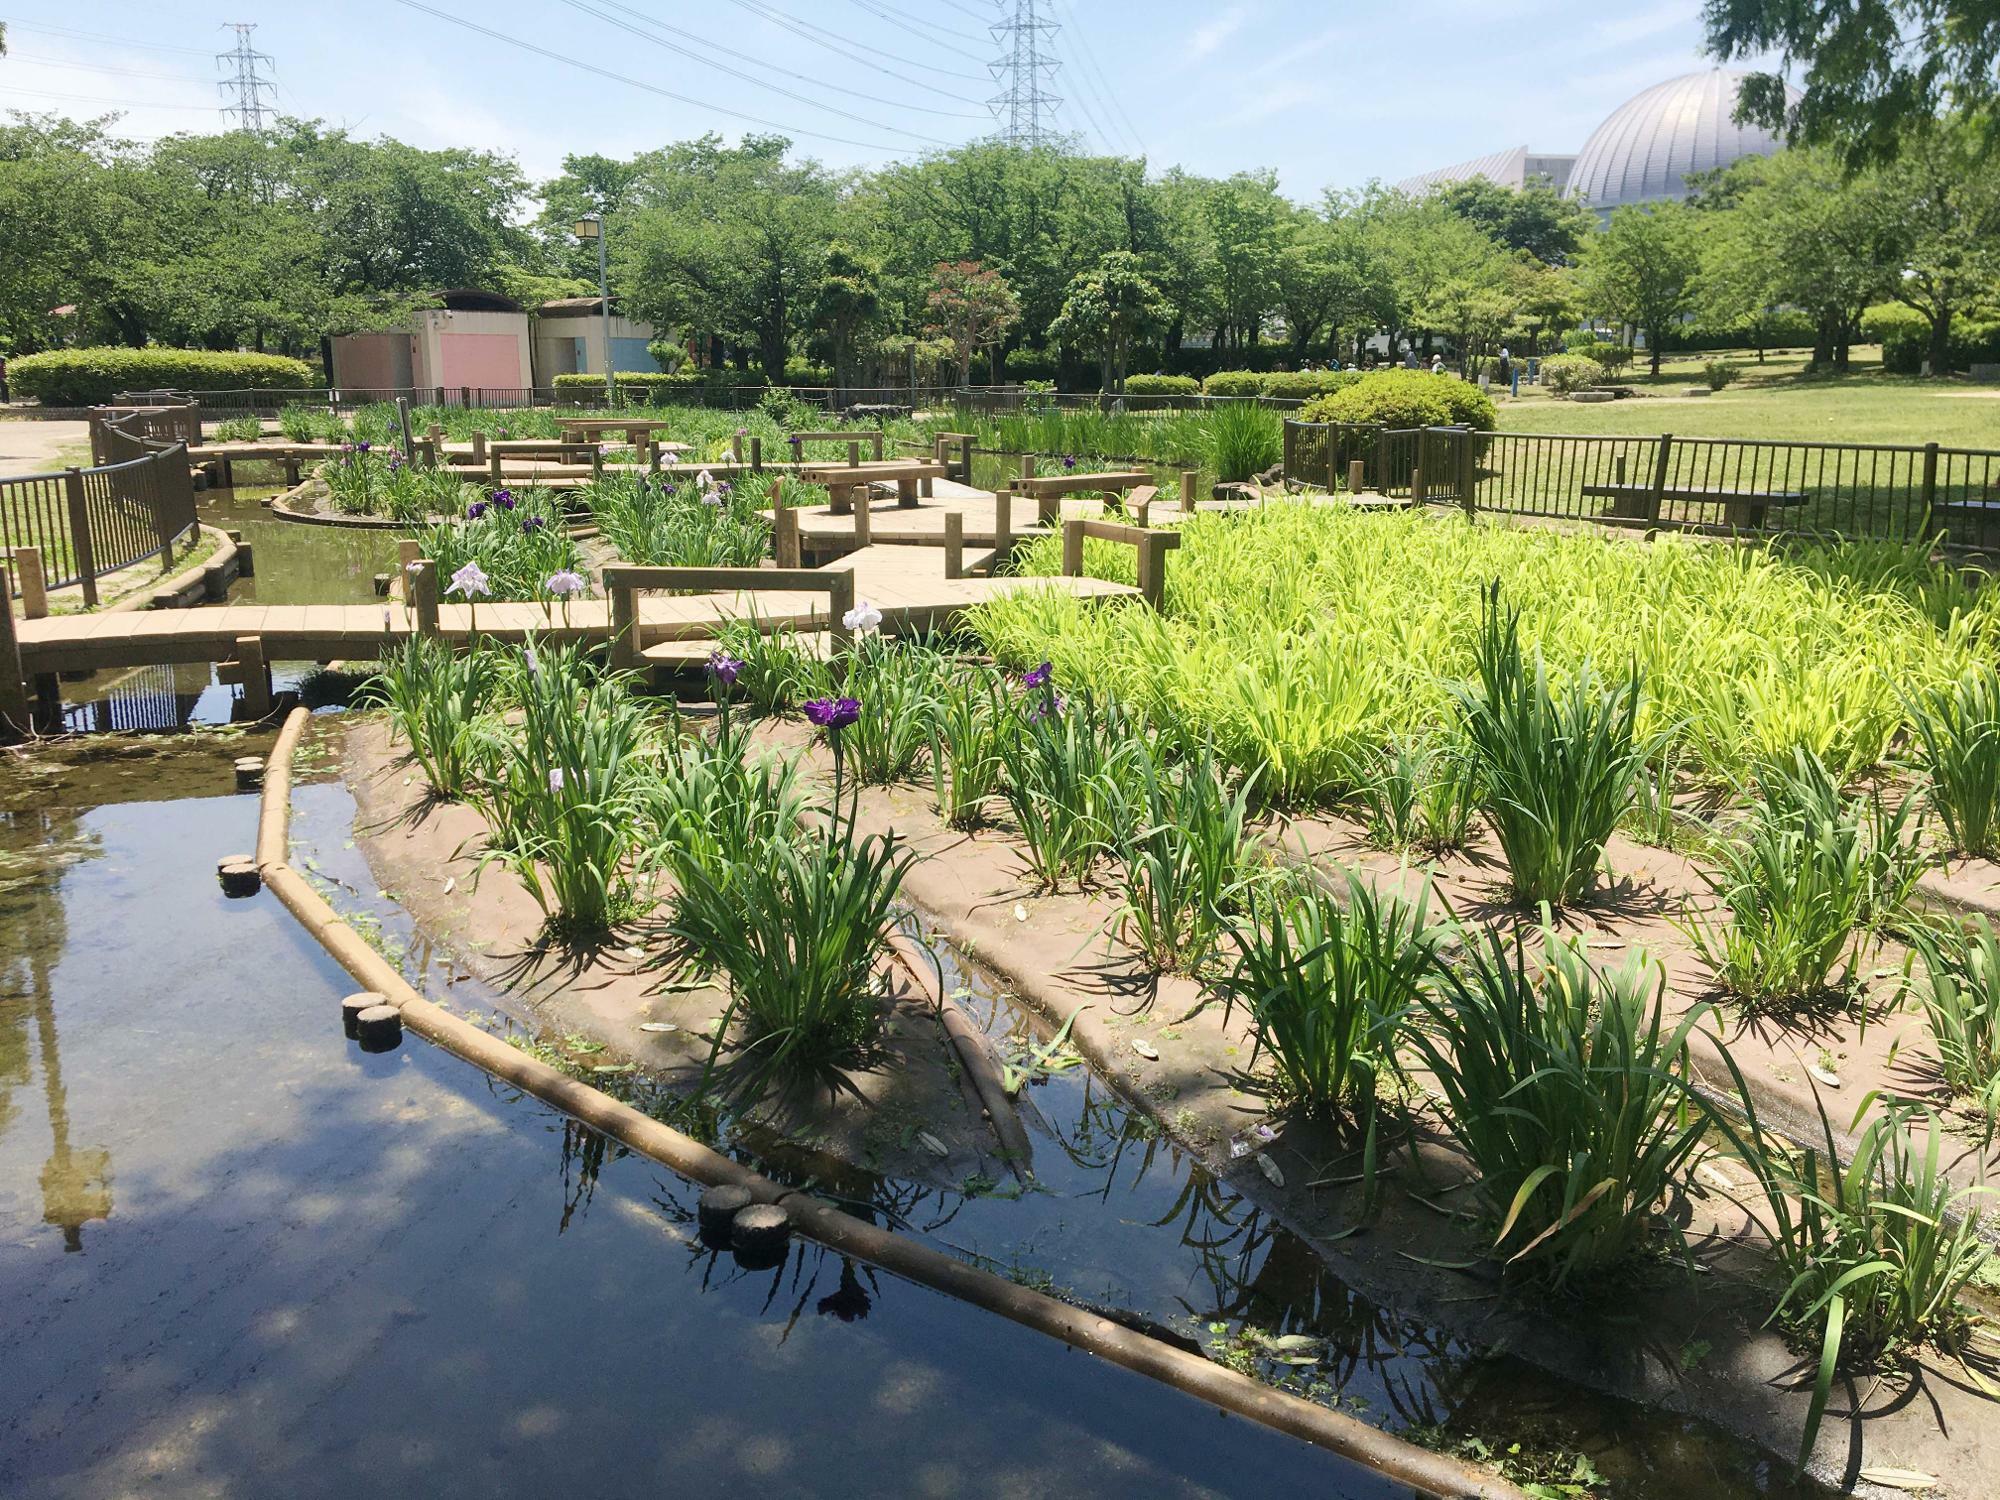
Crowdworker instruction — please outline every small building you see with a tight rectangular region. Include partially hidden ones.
[328,289,534,395]
[531,297,666,385]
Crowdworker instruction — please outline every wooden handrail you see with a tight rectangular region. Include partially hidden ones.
[1059,517,1180,610]
[601,563,855,668]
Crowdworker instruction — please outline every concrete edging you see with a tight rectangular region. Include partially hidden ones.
[252,706,1520,1500]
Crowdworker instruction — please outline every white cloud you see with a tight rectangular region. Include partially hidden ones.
[1187,6,1251,61]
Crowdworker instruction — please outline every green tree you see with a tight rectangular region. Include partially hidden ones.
[1203,171,1286,352]
[924,260,1019,387]
[1878,121,2000,373]
[814,243,884,390]
[1274,205,1374,361]
[1435,174,1597,265]
[1047,250,1166,394]
[1583,203,1704,374]
[1506,256,1580,359]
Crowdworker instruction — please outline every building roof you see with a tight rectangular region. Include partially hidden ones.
[434,288,523,313]
[536,296,606,315]
[1568,69,1793,211]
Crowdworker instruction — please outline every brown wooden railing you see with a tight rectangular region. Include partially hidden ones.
[1284,421,2000,550]
[3,406,200,607]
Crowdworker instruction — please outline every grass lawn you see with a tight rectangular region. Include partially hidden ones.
[1497,348,2000,449]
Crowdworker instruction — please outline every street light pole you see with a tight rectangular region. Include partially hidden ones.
[575,215,616,408]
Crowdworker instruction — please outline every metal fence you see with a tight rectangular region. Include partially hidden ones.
[3,407,200,605]
[1283,421,2000,551]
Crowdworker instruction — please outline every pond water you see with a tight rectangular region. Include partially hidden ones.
[0,740,1402,1500]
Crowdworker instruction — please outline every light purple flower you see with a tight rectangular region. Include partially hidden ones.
[1021,660,1053,691]
[548,768,565,793]
[707,650,743,687]
[843,599,883,635]
[545,569,586,598]
[803,696,861,731]
[447,561,491,598]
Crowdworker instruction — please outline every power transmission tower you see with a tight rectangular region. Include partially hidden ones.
[215,23,276,131]
[987,0,1062,147]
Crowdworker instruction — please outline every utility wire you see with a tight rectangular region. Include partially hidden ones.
[844,0,991,60]
[722,0,990,88]
[583,0,986,122]
[2,85,216,111]
[4,53,213,85]
[390,0,929,153]
[935,0,996,21]
[1052,0,1142,153]
[0,18,215,55]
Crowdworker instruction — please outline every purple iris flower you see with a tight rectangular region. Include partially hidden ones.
[707,651,744,687]
[1061,454,1076,471]
[493,489,516,510]
[467,501,488,520]
[521,513,546,532]
[803,696,861,731]
[1027,691,1067,723]
[1022,661,1053,690]
[357,440,372,453]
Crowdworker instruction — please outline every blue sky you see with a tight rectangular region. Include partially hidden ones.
[0,1,1765,195]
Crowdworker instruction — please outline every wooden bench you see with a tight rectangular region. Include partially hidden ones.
[1581,483,1809,530]
[800,460,947,513]
[1012,469,1153,524]
[601,563,855,671]
[789,431,885,462]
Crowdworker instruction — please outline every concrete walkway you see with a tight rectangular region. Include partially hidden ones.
[0,419,89,478]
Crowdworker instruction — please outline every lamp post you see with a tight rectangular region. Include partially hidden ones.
[574,215,615,408]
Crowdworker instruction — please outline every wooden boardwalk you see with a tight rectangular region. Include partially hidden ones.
[12,544,1137,677]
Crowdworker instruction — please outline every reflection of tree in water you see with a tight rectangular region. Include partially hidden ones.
[0,805,113,1252]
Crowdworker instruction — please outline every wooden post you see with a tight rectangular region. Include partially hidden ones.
[427,423,445,456]
[1457,427,1477,520]
[750,436,762,472]
[958,434,973,485]
[149,452,181,570]
[1061,518,1085,577]
[609,577,638,669]
[488,452,504,491]
[1019,453,1035,486]
[1347,458,1366,494]
[396,397,415,459]
[848,439,861,468]
[944,510,964,579]
[828,568,855,652]
[773,496,800,568]
[732,431,745,465]
[1180,469,1200,513]
[648,439,661,473]
[63,467,99,608]
[0,572,29,739]
[870,431,884,461]
[395,538,420,602]
[853,485,873,547]
[410,560,440,638]
[994,488,1014,564]
[1613,454,1627,488]
[11,548,48,619]
[235,635,271,718]
[1921,441,1940,526]
[1137,532,1171,610]
[1410,467,1426,505]
[591,445,604,479]
[470,429,487,464]
[1646,433,1673,525]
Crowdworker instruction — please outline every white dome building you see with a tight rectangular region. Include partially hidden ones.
[1568,69,1793,212]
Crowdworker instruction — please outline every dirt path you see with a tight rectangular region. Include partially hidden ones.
[0,419,89,477]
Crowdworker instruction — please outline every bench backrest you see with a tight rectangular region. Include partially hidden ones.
[1059,517,1180,610]
[600,563,854,667]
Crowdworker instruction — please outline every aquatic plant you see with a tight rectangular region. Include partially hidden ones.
[363,635,497,801]
[405,491,585,603]
[321,449,476,523]
[211,414,262,443]
[1111,744,1259,974]
[1202,400,1283,483]
[1453,582,1647,907]
[1353,734,1481,855]
[995,681,1143,891]
[925,665,1006,829]
[1211,869,1440,1141]
[1905,915,2000,1122]
[839,637,946,786]
[585,468,769,568]
[1406,924,1712,1287]
[1907,664,2000,857]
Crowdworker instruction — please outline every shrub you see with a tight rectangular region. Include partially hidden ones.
[1201,370,1265,397]
[1257,369,1363,399]
[1908,665,2000,857]
[1703,360,1740,391]
[549,371,708,405]
[1865,303,2000,374]
[1212,869,1440,1137]
[1407,926,1713,1287]
[1453,582,1646,907]
[1907,916,2000,1121]
[1122,373,1198,396]
[782,357,833,385]
[8,347,314,406]
[1685,749,1926,1006]
[1539,354,1606,396]
[1004,345,1060,382]
[1297,370,1497,432]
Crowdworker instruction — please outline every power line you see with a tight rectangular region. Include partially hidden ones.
[1051,0,1141,153]
[6,53,213,85]
[558,0,961,139]
[936,0,995,20]
[0,19,215,55]
[846,0,991,60]
[720,0,990,88]
[390,0,928,154]
[1,85,217,111]
[989,0,1062,147]
[591,0,986,118]
[215,22,275,131]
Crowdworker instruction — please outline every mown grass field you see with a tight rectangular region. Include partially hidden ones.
[1497,348,2000,448]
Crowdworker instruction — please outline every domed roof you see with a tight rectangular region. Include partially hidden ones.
[1570,69,1793,211]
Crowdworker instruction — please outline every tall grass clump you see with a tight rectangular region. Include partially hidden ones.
[1454,582,1646,906]
[1353,734,1481,854]
[1686,749,1925,1006]
[1907,664,2000,857]
[474,643,656,938]
[587,469,769,568]
[1203,401,1283,483]
[1406,926,1713,1287]
[1211,870,1441,1148]
[1111,745,1259,973]
[710,619,835,713]
[1906,916,2000,1122]
[1717,1084,1994,1468]
[407,491,584,601]
[840,636,947,785]
[364,635,497,800]
[995,673,1142,891]
[926,666,1006,828]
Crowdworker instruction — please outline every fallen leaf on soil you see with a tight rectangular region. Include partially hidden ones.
[1398,1252,1484,1270]
[1256,1153,1284,1187]
[1132,1038,1160,1061]
[639,1021,678,1033]
[625,945,646,959]
[1857,1469,1938,1492]
[1806,1062,1842,1088]
[1013,902,1028,922]
[917,1131,950,1158]
[441,877,455,894]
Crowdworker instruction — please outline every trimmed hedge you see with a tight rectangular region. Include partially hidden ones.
[9,347,314,406]
[1004,346,1060,382]
[1123,373,1199,396]
[1298,370,1497,432]
[1202,369,1361,398]
[1863,304,2000,374]
[551,371,711,403]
